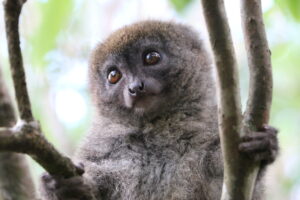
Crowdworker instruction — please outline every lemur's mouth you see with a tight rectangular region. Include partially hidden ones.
[125,93,157,109]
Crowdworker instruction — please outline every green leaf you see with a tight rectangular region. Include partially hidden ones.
[29,0,74,68]
[276,0,300,22]
[169,0,194,13]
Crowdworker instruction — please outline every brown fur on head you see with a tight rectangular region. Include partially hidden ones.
[88,20,216,123]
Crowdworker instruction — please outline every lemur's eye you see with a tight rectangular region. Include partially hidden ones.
[107,69,122,84]
[144,51,161,65]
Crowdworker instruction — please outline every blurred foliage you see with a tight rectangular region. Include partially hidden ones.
[275,0,300,22]
[168,0,194,13]
[29,0,74,68]
[266,1,300,199]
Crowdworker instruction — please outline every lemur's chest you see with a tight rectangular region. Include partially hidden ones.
[91,137,220,200]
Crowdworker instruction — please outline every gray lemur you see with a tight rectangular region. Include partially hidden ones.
[40,20,278,200]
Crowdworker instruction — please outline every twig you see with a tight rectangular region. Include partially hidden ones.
[2,0,81,178]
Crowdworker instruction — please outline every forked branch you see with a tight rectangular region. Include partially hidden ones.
[0,122,83,177]
[2,0,80,178]
[201,0,273,200]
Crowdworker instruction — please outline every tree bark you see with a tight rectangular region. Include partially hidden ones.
[0,70,35,200]
[200,0,273,200]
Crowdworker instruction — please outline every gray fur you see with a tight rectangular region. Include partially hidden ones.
[41,20,276,200]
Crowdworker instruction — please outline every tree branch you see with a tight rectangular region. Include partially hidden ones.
[0,123,83,178]
[241,0,273,127]
[0,69,35,200]
[2,0,81,178]
[4,0,33,122]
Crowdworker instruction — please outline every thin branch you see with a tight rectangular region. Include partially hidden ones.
[241,0,273,127]
[200,0,260,200]
[4,0,33,122]
[0,123,83,178]
[200,1,242,115]
[2,0,82,178]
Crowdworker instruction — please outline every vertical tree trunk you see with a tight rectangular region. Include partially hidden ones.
[0,69,36,200]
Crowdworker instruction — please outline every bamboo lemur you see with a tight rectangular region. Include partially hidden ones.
[40,20,278,200]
